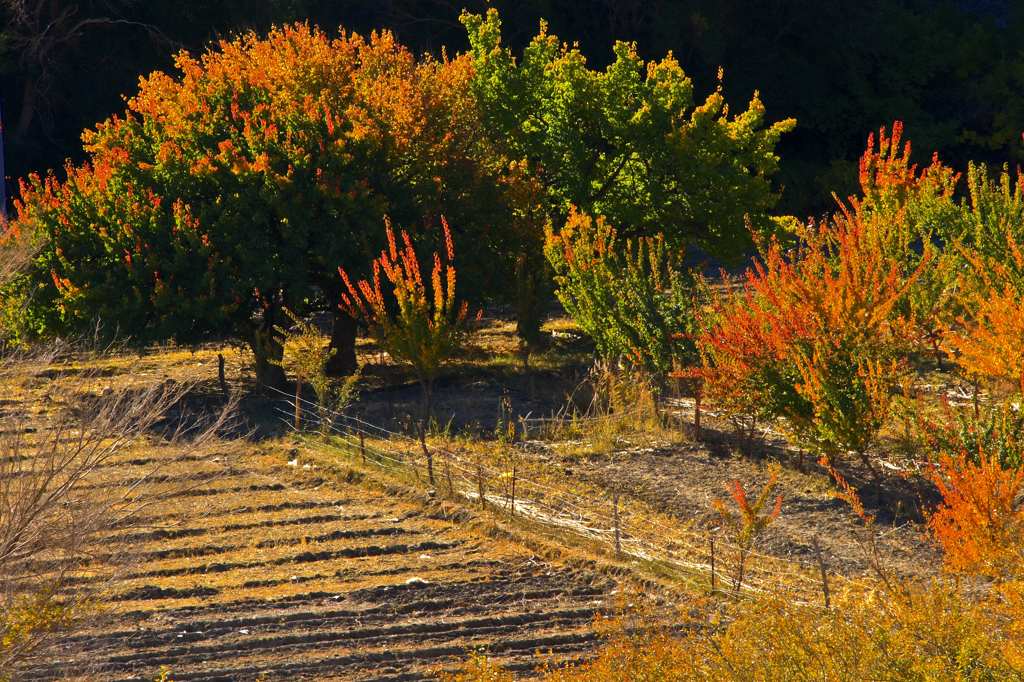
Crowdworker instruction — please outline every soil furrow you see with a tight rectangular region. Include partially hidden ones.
[76,607,599,673]
[109,539,462,584]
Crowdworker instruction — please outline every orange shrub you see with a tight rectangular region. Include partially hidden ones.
[851,121,962,358]
[698,203,925,463]
[951,229,1024,394]
[339,217,472,410]
[927,449,1024,578]
[952,285,1024,394]
[448,583,1017,681]
[339,217,474,485]
[948,164,1024,395]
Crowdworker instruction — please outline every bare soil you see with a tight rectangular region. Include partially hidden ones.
[346,318,943,584]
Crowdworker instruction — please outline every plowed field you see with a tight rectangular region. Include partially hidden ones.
[10,349,613,681]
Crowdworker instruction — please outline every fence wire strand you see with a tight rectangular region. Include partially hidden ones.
[266,385,878,600]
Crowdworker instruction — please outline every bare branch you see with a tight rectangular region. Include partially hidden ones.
[0,342,238,676]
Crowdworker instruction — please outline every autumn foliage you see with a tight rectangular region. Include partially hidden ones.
[699,201,924,462]
[6,23,529,384]
[9,11,1024,678]
[952,286,1024,394]
[713,467,783,593]
[713,470,784,551]
[949,226,1024,394]
[855,121,960,234]
[450,581,1019,681]
[927,450,1024,578]
[339,217,473,406]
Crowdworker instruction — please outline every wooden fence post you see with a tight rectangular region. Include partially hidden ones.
[217,353,228,398]
[445,457,454,498]
[813,537,831,610]
[359,431,366,464]
[477,464,486,510]
[710,536,717,595]
[694,381,702,441]
[509,465,517,517]
[613,493,622,559]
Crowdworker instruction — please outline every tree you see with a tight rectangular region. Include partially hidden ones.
[273,308,335,430]
[9,23,527,387]
[698,203,926,468]
[951,227,1024,396]
[461,7,796,261]
[5,2,1023,228]
[712,465,783,594]
[339,216,474,484]
[960,162,1024,270]
[839,121,963,364]
[928,448,1024,579]
[947,165,1024,395]
[544,208,700,377]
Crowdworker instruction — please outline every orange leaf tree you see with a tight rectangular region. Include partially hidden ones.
[928,449,1024,579]
[339,217,473,482]
[951,281,1024,396]
[712,465,783,594]
[850,122,962,357]
[8,24,532,386]
[698,203,926,467]
[340,217,472,398]
[950,167,1024,396]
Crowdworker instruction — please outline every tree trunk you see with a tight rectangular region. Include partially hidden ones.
[514,252,546,352]
[325,311,358,377]
[251,319,286,391]
[14,79,37,141]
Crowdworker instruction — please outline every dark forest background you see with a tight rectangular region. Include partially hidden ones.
[2,0,1022,217]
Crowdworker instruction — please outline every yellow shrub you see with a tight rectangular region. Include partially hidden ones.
[446,581,1021,681]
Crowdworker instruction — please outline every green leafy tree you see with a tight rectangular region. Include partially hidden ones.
[961,162,1024,270]
[273,309,361,432]
[544,208,700,377]
[273,308,335,430]
[461,8,796,261]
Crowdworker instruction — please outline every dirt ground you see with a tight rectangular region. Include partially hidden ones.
[11,343,616,682]
[346,317,943,584]
[32,457,612,680]
[555,439,940,580]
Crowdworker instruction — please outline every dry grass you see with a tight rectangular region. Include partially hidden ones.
[448,579,1021,681]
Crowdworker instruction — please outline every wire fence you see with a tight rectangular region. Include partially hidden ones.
[265,385,879,603]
